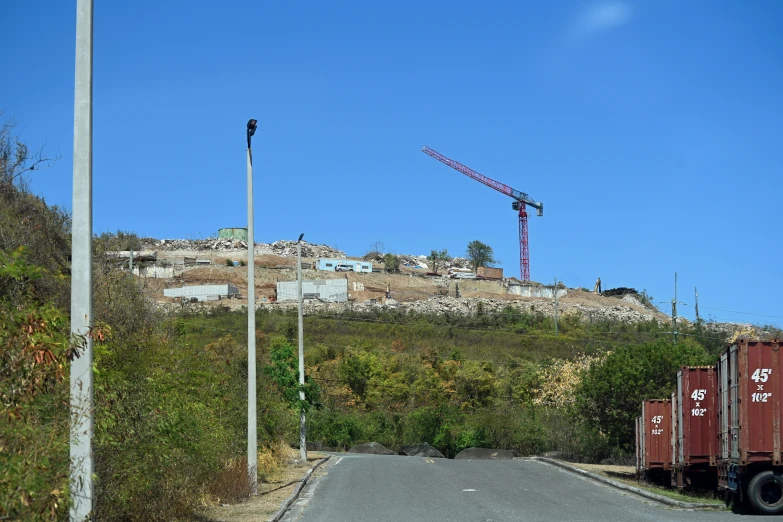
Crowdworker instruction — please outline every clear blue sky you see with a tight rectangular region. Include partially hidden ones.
[3,1,782,326]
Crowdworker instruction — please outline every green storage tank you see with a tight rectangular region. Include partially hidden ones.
[218,227,248,240]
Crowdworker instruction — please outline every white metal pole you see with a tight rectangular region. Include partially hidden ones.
[297,240,307,461]
[70,0,94,519]
[246,145,257,495]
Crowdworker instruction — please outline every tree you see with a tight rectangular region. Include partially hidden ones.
[263,338,321,411]
[383,253,399,273]
[466,240,496,272]
[575,338,714,450]
[427,249,451,275]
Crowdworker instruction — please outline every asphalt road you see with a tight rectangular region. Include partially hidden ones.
[283,454,767,522]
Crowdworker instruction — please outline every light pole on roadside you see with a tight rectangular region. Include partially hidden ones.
[296,233,307,462]
[246,118,258,495]
[70,0,94,519]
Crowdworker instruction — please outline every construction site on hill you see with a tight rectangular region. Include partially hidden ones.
[109,237,768,340]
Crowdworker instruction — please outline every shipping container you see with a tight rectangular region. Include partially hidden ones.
[641,399,672,482]
[476,266,503,279]
[672,366,717,489]
[717,340,783,514]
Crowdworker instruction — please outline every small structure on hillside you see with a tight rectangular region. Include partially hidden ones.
[507,282,567,299]
[164,284,239,302]
[316,259,372,273]
[276,279,348,302]
[477,266,503,280]
[218,227,248,240]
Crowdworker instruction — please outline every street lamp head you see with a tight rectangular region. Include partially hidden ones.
[246,119,257,148]
[297,233,304,243]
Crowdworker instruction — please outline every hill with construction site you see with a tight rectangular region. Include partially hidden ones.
[127,236,765,341]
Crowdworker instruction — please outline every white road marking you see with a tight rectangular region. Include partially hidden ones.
[462,488,477,492]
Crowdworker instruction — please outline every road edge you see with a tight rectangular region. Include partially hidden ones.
[531,457,720,510]
[269,455,331,522]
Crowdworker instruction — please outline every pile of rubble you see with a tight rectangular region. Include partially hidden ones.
[140,237,345,259]
[263,295,666,325]
[265,240,346,259]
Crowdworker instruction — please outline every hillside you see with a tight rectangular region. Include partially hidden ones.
[131,237,758,340]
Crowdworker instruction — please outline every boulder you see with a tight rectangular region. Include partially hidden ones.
[399,443,445,458]
[454,447,514,460]
[348,442,396,455]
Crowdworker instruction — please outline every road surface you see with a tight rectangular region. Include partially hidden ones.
[283,454,765,522]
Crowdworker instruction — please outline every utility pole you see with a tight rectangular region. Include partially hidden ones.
[694,287,700,324]
[671,273,678,346]
[70,0,94,519]
[553,277,559,336]
[296,234,307,462]
[246,119,258,495]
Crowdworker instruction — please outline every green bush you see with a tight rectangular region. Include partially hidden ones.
[576,338,714,450]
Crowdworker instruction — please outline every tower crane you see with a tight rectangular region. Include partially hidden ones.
[421,146,543,282]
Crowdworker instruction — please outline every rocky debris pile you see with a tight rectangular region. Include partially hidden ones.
[454,447,514,460]
[348,442,396,455]
[266,240,346,259]
[399,443,445,458]
[263,295,667,325]
[140,237,345,258]
[448,257,471,269]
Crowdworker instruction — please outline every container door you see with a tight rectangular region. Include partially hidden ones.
[677,372,684,463]
[744,341,778,459]
[730,345,740,460]
[672,391,678,467]
[720,352,729,460]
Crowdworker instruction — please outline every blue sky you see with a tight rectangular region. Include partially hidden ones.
[3,1,782,326]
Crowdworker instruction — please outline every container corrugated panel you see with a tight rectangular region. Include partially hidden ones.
[642,399,672,469]
[719,340,783,466]
[718,350,730,461]
[477,267,503,279]
[671,391,678,471]
[676,366,717,468]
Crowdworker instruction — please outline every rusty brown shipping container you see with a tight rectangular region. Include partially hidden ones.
[476,266,503,279]
[673,366,718,489]
[717,340,783,514]
[641,399,672,471]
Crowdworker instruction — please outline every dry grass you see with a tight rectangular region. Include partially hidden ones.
[201,447,327,522]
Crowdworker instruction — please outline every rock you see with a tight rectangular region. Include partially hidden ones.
[454,447,514,460]
[399,443,445,458]
[348,442,396,455]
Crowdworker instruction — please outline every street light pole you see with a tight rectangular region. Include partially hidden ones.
[70,0,94,519]
[246,119,258,495]
[297,233,307,462]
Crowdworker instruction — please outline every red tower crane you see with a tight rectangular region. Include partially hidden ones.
[422,146,544,282]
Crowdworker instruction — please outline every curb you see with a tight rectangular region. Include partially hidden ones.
[532,457,720,510]
[270,455,331,522]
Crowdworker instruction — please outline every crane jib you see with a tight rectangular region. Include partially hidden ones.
[421,146,542,212]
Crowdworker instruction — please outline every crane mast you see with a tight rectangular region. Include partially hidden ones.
[421,146,543,282]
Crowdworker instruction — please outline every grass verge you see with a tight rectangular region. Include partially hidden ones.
[566,462,724,506]
[201,449,327,522]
